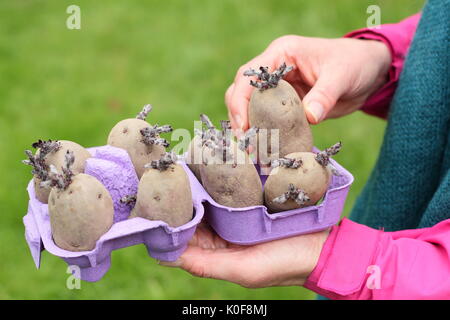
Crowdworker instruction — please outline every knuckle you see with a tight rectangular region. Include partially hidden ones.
[237,64,249,76]
[270,35,301,48]
[234,64,250,82]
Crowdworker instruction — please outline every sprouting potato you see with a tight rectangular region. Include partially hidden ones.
[26,150,114,251]
[49,173,114,252]
[245,63,313,165]
[23,139,91,204]
[199,148,263,208]
[131,152,193,228]
[197,115,263,208]
[264,142,341,213]
[107,104,172,179]
[185,114,218,183]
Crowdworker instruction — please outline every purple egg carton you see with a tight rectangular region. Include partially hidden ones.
[184,148,354,245]
[23,144,352,282]
[23,145,204,282]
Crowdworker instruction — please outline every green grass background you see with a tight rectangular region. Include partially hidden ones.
[0,0,424,299]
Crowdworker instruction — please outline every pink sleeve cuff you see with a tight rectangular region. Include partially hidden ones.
[305,218,450,299]
[304,218,382,299]
[344,13,421,119]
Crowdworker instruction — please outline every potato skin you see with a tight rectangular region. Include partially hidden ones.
[248,80,313,164]
[200,142,263,208]
[107,118,166,179]
[186,135,203,182]
[34,140,91,204]
[134,164,193,227]
[264,152,331,213]
[48,174,114,252]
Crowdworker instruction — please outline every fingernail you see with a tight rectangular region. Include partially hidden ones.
[158,258,182,267]
[306,101,324,123]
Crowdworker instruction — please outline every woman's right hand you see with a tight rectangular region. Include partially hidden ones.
[225,35,391,131]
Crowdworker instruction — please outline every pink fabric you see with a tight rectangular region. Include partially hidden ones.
[304,218,450,299]
[302,14,450,300]
[345,13,421,119]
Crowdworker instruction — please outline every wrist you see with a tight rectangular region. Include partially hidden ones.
[363,39,392,92]
[299,228,331,285]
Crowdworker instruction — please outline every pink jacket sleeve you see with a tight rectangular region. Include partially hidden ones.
[304,218,450,299]
[344,13,421,119]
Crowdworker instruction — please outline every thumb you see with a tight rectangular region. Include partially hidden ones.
[302,73,346,124]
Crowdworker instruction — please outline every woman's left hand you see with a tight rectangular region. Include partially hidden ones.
[159,223,329,288]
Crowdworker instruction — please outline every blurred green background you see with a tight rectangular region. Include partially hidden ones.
[0,0,424,299]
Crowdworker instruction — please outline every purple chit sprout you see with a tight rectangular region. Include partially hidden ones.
[136,104,153,121]
[202,137,234,163]
[271,157,303,169]
[39,150,75,191]
[315,142,342,175]
[273,183,310,206]
[145,151,178,171]
[219,120,233,146]
[238,126,259,151]
[199,114,234,163]
[220,120,232,131]
[120,194,137,206]
[136,104,173,147]
[23,150,48,182]
[194,114,216,147]
[31,139,61,153]
[22,140,61,182]
[200,114,215,130]
[244,62,294,91]
[140,124,173,148]
[195,114,217,146]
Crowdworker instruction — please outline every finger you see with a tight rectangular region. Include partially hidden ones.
[225,83,241,131]
[302,68,348,124]
[228,72,252,131]
[228,58,274,131]
[228,110,243,139]
[225,83,234,108]
[188,224,228,249]
[159,246,244,283]
[225,84,241,134]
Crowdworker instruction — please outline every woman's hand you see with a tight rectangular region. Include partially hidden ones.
[226,35,391,130]
[159,223,329,288]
